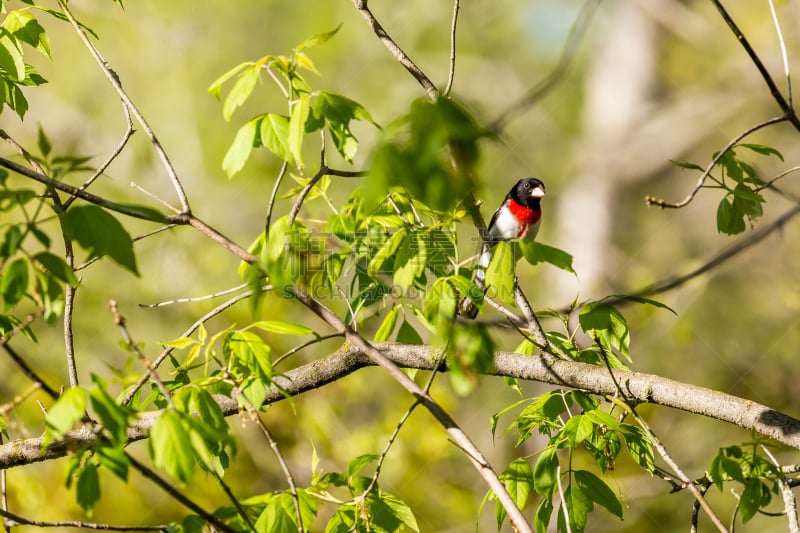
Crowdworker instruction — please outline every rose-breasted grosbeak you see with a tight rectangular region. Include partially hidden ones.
[460,177,546,318]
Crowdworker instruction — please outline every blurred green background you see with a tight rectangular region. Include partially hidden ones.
[2,0,800,531]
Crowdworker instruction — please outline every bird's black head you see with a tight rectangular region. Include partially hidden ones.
[509,177,546,208]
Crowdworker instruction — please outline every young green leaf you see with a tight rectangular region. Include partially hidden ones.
[222,65,260,120]
[716,196,746,235]
[251,320,314,336]
[373,306,399,342]
[533,447,559,496]
[223,115,261,178]
[621,424,655,473]
[295,24,342,51]
[496,459,533,529]
[579,302,631,362]
[485,241,515,305]
[562,484,593,533]
[259,113,291,162]
[207,61,252,100]
[289,92,311,167]
[3,10,51,59]
[738,143,783,161]
[0,29,26,81]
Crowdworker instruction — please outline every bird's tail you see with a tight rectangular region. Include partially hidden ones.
[458,242,492,318]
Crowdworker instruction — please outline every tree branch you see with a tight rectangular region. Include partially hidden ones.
[4,343,800,470]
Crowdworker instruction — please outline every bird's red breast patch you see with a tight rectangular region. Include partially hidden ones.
[508,199,541,227]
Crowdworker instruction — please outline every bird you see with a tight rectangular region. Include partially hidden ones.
[459,177,546,318]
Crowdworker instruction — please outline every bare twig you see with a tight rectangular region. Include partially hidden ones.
[55,0,192,212]
[350,0,439,99]
[490,0,600,132]
[595,203,800,311]
[443,0,460,96]
[513,281,550,350]
[761,444,800,533]
[139,283,248,308]
[211,470,257,532]
[63,102,135,210]
[265,160,289,235]
[709,0,800,131]
[124,452,235,533]
[255,417,303,532]
[555,464,572,533]
[109,301,174,408]
[1,345,59,400]
[767,0,792,109]
[0,508,167,531]
[645,115,788,208]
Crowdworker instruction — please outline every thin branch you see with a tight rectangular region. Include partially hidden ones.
[690,478,714,533]
[290,287,534,533]
[139,283,248,308]
[1,344,59,400]
[63,101,135,210]
[55,0,192,212]
[596,203,800,310]
[490,0,600,133]
[0,508,167,531]
[443,0,460,96]
[350,0,439,99]
[255,417,303,532]
[513,281,550,350]
[211,470,257,532]
[124,452,235,533]
[761,444,800,533]
[610,397,727,532]
[265,160,289,235]
[555,464,572,533]
[6,343,800,469]
[109,301,174,409]
[709,0,800,131]
[646,115,788,208]
[288,133,328,227]
[767,0,792,109]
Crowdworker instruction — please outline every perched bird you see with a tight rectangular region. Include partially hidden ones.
[460,177,546,318]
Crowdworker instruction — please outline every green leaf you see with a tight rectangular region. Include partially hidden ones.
[485,241,515,305]
[533,447,559,496]
[368,228,407,276]
[1,257,29,310]
[563,414,594,445]
[223,115,261,178]
[251,320,314,336]
[260,113,291,162]
[208,61,251,100]
[222,65,260,120]
[0,28,26,81]
[64,205,138,275]
[396,319,423,345]
[621,424,655,473]
[574,470,623,519]
[608,294,676,315]
[518,240,575,274]
[738,143,783,161]
[45,386,86,437]
[669,159,704,171]
[34,251,79,287]
[150,409,195,483]
[313,90,375,162]
[716,196,746,235]
[89,375,130,447]
[579,302,630,362]
[392,231,425,292]
[76,463,100,517]
[563,484,593,533]
[534,496,554,533]
[373,306,399,342]
[95,443,129,481]
[3,10,50,59]
[496,459,533,530]
[289,92,311,167]
[347,453,379,479]
[378,491,419,532]
[295,23,341,51]
[740,478,771,523]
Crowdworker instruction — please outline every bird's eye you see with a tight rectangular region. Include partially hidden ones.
[524,182,530,188]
